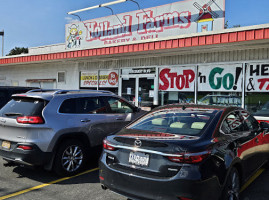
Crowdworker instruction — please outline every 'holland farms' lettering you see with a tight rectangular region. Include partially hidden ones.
[136,10,191,34]
[85,9,191,42]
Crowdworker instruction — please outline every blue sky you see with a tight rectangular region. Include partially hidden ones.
[0,0,269,56]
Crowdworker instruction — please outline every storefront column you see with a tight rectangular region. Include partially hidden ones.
[118,70,122,96]
[153,67,159,105]
[135,77,139,107]
[194,65,198,104]
[97,70,100,91]
[242,63,246,108]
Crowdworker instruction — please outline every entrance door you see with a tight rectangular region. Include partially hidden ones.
[138,78,154,108]
[121,77,155,108]
[122,78,135,105]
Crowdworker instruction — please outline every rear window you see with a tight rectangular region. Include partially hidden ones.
[0,97,47,118]
[127,108,215,136]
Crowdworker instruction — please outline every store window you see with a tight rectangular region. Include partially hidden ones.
[245,63,269,116]
[158,66,196,106]
[197,92,242,107]
[245,93,269,116]
[159,91,194,105]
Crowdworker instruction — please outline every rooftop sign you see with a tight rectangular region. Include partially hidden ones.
[65,0,225,50]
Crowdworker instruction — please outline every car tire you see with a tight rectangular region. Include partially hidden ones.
[221,167,240,200]
[53,139,86,176]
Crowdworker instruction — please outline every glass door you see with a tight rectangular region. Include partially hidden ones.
[138,78,154,108]
[122,78,136,105]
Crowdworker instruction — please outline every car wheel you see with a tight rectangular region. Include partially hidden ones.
[53,139,86,176]
[221,167,240,200]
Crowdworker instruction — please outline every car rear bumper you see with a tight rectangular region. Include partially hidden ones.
[99,155,222,200]
[0,143,52,166]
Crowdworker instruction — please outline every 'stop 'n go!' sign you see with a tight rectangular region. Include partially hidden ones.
[198,64,243,92]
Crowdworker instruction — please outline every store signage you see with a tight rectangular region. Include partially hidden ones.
[159,66,196,91]
[198,64,243,92]
[80,70,119,88]
[65,0,225,50]
[122,67,156,75]
[246,63,269,92]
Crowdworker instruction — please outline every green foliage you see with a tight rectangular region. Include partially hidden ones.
[7,47,28,56]
[224,20,241,29]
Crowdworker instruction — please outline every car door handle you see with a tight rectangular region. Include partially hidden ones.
[81,119,91,123]
[116,118,123,121]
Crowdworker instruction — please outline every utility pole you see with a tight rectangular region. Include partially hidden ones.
[0,30,4,57]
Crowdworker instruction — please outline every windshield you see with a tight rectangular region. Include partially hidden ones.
[127,108,215,136]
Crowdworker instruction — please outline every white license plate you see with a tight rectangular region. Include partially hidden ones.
[2,141,11,149]
[129,152,149,166]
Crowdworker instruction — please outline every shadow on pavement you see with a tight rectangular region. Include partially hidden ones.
[9,152,101,185]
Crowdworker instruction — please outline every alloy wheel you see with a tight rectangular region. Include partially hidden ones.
[61,145,83,172]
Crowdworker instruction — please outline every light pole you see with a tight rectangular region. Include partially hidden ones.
[0,30,4,57]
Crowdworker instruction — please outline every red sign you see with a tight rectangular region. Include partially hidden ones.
[159,67,196,91]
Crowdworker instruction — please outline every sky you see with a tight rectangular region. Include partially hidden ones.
[0,0,269,56]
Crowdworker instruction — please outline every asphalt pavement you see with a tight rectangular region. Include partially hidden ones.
[0,157,268,200]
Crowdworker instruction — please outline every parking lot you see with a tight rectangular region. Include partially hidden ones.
[0,156,268,200]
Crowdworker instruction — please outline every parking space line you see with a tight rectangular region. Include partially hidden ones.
[240,168,265,193]
[0,168,99,200]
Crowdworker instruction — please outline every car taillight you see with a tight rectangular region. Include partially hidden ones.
[16,116,44,124]
[178,197,193,200]
[167,151,210,164]
[17,145,33,150]
[103,139,116,151]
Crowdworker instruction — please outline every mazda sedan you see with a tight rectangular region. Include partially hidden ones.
[99,104,269,200]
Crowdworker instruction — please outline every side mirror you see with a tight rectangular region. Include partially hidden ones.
[260,122,269,132]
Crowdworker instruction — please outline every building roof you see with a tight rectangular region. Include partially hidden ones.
[1,23,269,65]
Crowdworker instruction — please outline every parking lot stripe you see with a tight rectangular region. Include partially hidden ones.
[240,168,265,193]
[0,167,99,200]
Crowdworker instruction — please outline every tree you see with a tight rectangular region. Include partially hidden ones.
[224,20,229,29]
[224,20,241,29]
[7,47,28,56]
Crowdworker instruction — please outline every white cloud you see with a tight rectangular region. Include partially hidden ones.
[65,17,80,24]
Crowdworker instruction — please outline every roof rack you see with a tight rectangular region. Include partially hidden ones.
[26,89,114,95]
[26,89,60,93]
[53,89,114,95]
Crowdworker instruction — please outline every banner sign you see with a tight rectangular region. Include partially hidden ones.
[66,0,225,50]
[80,70,119,88]
[121,67,156,75]
[246,63,269,92]
[198,64,243,92]
[159,66,196,91]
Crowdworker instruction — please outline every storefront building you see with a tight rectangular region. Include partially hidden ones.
[0,0,269,118]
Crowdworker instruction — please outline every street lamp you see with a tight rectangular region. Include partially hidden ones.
[67,0,127,15]
[0,30,4,57]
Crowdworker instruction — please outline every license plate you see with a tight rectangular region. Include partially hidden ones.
[129,151,149,166]
[2,141,11,149]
